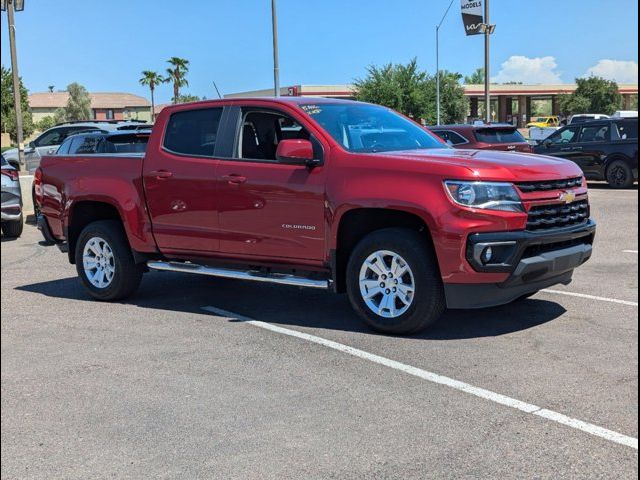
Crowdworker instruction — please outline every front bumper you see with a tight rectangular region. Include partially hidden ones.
[445,219,596,309]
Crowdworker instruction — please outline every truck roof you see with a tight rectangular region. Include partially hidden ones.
[161,96,363,114]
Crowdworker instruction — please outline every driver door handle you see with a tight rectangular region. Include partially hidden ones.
[222,174,247,185]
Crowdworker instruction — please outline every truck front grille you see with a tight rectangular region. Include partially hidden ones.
[527,200,590,231]
[516,177,583,193]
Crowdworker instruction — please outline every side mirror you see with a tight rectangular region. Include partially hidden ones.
[276,139,318,167]
[26,141,35,151]
[542,139,552,148]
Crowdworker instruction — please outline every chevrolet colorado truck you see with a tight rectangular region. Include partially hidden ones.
[36,98,596,334]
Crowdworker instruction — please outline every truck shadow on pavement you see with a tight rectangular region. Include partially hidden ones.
[17,270,566,340]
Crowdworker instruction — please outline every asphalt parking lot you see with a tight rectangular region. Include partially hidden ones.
[1,185,638,479]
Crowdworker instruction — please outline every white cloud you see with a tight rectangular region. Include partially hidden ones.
[492,56,562,84]
[584,60,638,83]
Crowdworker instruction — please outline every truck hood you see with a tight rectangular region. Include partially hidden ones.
[375,148,582,181]
[1,147,18,159]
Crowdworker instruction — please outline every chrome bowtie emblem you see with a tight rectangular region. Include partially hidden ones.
[559,191,576,204]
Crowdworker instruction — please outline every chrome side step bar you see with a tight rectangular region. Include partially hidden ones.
[147,260,329,290]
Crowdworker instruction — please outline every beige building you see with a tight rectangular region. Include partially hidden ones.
[28,92,152,123]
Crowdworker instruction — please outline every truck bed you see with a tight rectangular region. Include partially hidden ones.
[38,153,157,253]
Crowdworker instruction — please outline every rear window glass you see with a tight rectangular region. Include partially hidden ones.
[73,136,102,154]
[163,108,223,157]
[474,128,525,144]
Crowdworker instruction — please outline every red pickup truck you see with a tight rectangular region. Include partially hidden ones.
[36,98,596,334]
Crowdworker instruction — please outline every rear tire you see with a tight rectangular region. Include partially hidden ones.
[1,216,23,238]
[75,220,143,301]
[606,160,634,189]
[346,228,445,335]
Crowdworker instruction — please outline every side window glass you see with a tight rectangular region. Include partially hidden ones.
[550,127,579,144]
[579,125,609,143]
[35,128,63,147]
[237,109,309,161]
[56,138,73,155]
[449,131,468,145]
[615,120,638,140]
[433,131,449,142]
[163,108,223,157]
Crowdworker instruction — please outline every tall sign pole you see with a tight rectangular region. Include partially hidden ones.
[271,0,280,97]
[460,0,495,123]
[483,0,490,123]
[6,0,25,168]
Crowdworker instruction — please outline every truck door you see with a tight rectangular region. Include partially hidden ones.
[215,106,327,261]
[143,106,224,254]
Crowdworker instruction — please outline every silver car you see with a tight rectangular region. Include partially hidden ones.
[1,154,23,238]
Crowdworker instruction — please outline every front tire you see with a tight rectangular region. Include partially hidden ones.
[346,228,445,335]
[606,160,634,189]
[75,220,143,301]
[1,216,23,238]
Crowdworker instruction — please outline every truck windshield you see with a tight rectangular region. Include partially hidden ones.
[300,103,445,153]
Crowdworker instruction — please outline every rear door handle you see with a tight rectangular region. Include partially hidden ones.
[222,174,247,184]
[149,170,173,179]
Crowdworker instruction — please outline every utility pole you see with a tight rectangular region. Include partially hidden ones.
[483,0,491,123]
[5,0,25,169]
[271,0,280,97]
[435,0,455,126]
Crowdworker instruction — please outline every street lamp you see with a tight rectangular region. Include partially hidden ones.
[435,0,455,126]
[1,0,26,170]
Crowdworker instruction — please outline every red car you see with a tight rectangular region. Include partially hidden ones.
[36,98,595,335]
[429,124,533,153]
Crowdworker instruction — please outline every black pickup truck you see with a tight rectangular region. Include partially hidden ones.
[534,118,638,188]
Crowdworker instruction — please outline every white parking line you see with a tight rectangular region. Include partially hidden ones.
[201,306,638,450]
[541,289,638,307]
[623,250,638,254]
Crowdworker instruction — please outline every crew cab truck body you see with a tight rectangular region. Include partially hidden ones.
[36,98,596,334]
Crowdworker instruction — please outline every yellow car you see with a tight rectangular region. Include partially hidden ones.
[527,116,560,128]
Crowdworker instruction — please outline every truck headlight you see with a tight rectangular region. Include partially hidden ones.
[444,181,524,212]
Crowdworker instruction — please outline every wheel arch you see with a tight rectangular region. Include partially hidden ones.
[331,207,437,293]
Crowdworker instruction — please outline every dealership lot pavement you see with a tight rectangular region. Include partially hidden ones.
[1,186,638,479]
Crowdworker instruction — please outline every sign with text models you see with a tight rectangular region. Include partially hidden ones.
[461,0,484,36]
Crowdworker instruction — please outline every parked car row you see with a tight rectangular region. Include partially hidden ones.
[2,119,150,173]
[430,116,637,189]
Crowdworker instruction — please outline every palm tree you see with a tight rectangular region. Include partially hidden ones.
[165,57,190,104]
[139,70,166,121]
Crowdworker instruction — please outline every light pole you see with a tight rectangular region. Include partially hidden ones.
[436,0,455,126]
[1,0,26,169]
[271,0,280,97]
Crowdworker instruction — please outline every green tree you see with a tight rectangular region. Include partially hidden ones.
[464,67,484,84]
[139,70,166,120]
[166,57,190,104]
[428,71,468,125]
[63,82,92,121]
[558,76,622,116]
[36,115,56,131]
[176,93,202,103]
[354,58,467,124]
[1,65,35,143]
[355,58,428,120]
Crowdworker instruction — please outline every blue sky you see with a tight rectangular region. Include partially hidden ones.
[1,0,638,104]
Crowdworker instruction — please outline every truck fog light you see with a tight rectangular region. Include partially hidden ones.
[482,247,493,264]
